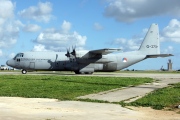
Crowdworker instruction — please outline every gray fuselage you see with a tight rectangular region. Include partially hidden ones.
[6,51,146,73]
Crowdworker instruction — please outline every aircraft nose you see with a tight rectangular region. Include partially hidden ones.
[6,59,14,67]
[6,60,10,66]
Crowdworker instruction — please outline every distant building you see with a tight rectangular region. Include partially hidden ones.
[167,59,172,71]
[0,65,8,70]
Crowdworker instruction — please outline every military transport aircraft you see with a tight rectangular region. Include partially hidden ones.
[6,24,173,74]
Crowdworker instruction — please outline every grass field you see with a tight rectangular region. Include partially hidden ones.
[0,74,180,111]
[126,83,180,110]
[0,75,153,100]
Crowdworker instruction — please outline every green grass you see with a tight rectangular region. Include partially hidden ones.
[126,83,180,110]
[1,74,180,111]
[0,75,153,100]
[117,70,180,74]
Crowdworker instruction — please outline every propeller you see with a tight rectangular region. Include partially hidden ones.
[65,46,77,58]
[71,45,76,57]
[65,48,70,57]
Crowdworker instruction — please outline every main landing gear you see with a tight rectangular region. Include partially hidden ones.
[22,69,27,74]
[74,71,93,74]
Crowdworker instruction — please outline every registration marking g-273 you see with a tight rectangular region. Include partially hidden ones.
[146,45,158,48]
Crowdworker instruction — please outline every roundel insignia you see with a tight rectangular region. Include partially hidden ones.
[122,58,127,62]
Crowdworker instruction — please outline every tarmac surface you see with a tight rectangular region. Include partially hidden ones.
[0,71,180,120]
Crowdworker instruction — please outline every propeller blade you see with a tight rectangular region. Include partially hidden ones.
[65,48,70,57]
[71,45,76,56]
[56,54,58,60]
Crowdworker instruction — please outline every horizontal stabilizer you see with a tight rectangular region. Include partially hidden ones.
[89,48,121,55]
[146,54,173,58]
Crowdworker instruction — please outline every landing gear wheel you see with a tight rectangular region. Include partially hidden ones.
[85,72,93,74]
[22,69,27,74]
[74,71,93,74]
[89,72,93,74]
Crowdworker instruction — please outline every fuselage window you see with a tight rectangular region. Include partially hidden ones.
[16,59,20,62]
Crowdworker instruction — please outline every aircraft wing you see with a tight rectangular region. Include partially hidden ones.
[89,48,121,55]
[146,54,173,58]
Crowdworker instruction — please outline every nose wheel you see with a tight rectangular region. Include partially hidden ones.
[22,69,27,74]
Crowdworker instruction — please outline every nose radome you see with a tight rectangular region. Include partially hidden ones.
[6,60,9,66]
[6,60,13,67]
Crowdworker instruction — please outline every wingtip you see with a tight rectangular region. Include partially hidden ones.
[169,54,174,56]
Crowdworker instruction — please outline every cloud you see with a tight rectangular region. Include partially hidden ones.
[0,20,22,48]
[161,19,180,43]
[23,24,41,32]
[33,21,87,51]
[0,0,14,21]
[162,46,173,54]
[112,37,142,51]
[61,20,71,33]
[94,22,104,30]
[0,0,22,49]
[110,25,149,51]
[18,2,53,22]
[32,44,50,51]
[104,0,180,22]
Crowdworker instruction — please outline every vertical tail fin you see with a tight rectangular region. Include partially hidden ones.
[139,24,160,55]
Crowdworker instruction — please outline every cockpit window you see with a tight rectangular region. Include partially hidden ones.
[13,53,24,60]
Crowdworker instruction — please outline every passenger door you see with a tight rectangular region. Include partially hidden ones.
[29,62,35,69]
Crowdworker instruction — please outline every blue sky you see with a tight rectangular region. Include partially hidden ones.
[1,0,180,70]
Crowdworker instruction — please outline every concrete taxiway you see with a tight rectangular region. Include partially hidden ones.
[0,71,180,120]
[78,77,180,103]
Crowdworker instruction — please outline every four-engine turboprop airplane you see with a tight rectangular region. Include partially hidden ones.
[6,24,173,74]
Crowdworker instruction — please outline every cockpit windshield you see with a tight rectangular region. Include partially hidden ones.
[13,53,24,60]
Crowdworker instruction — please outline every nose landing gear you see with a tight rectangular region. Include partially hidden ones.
[22,69,27,74]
